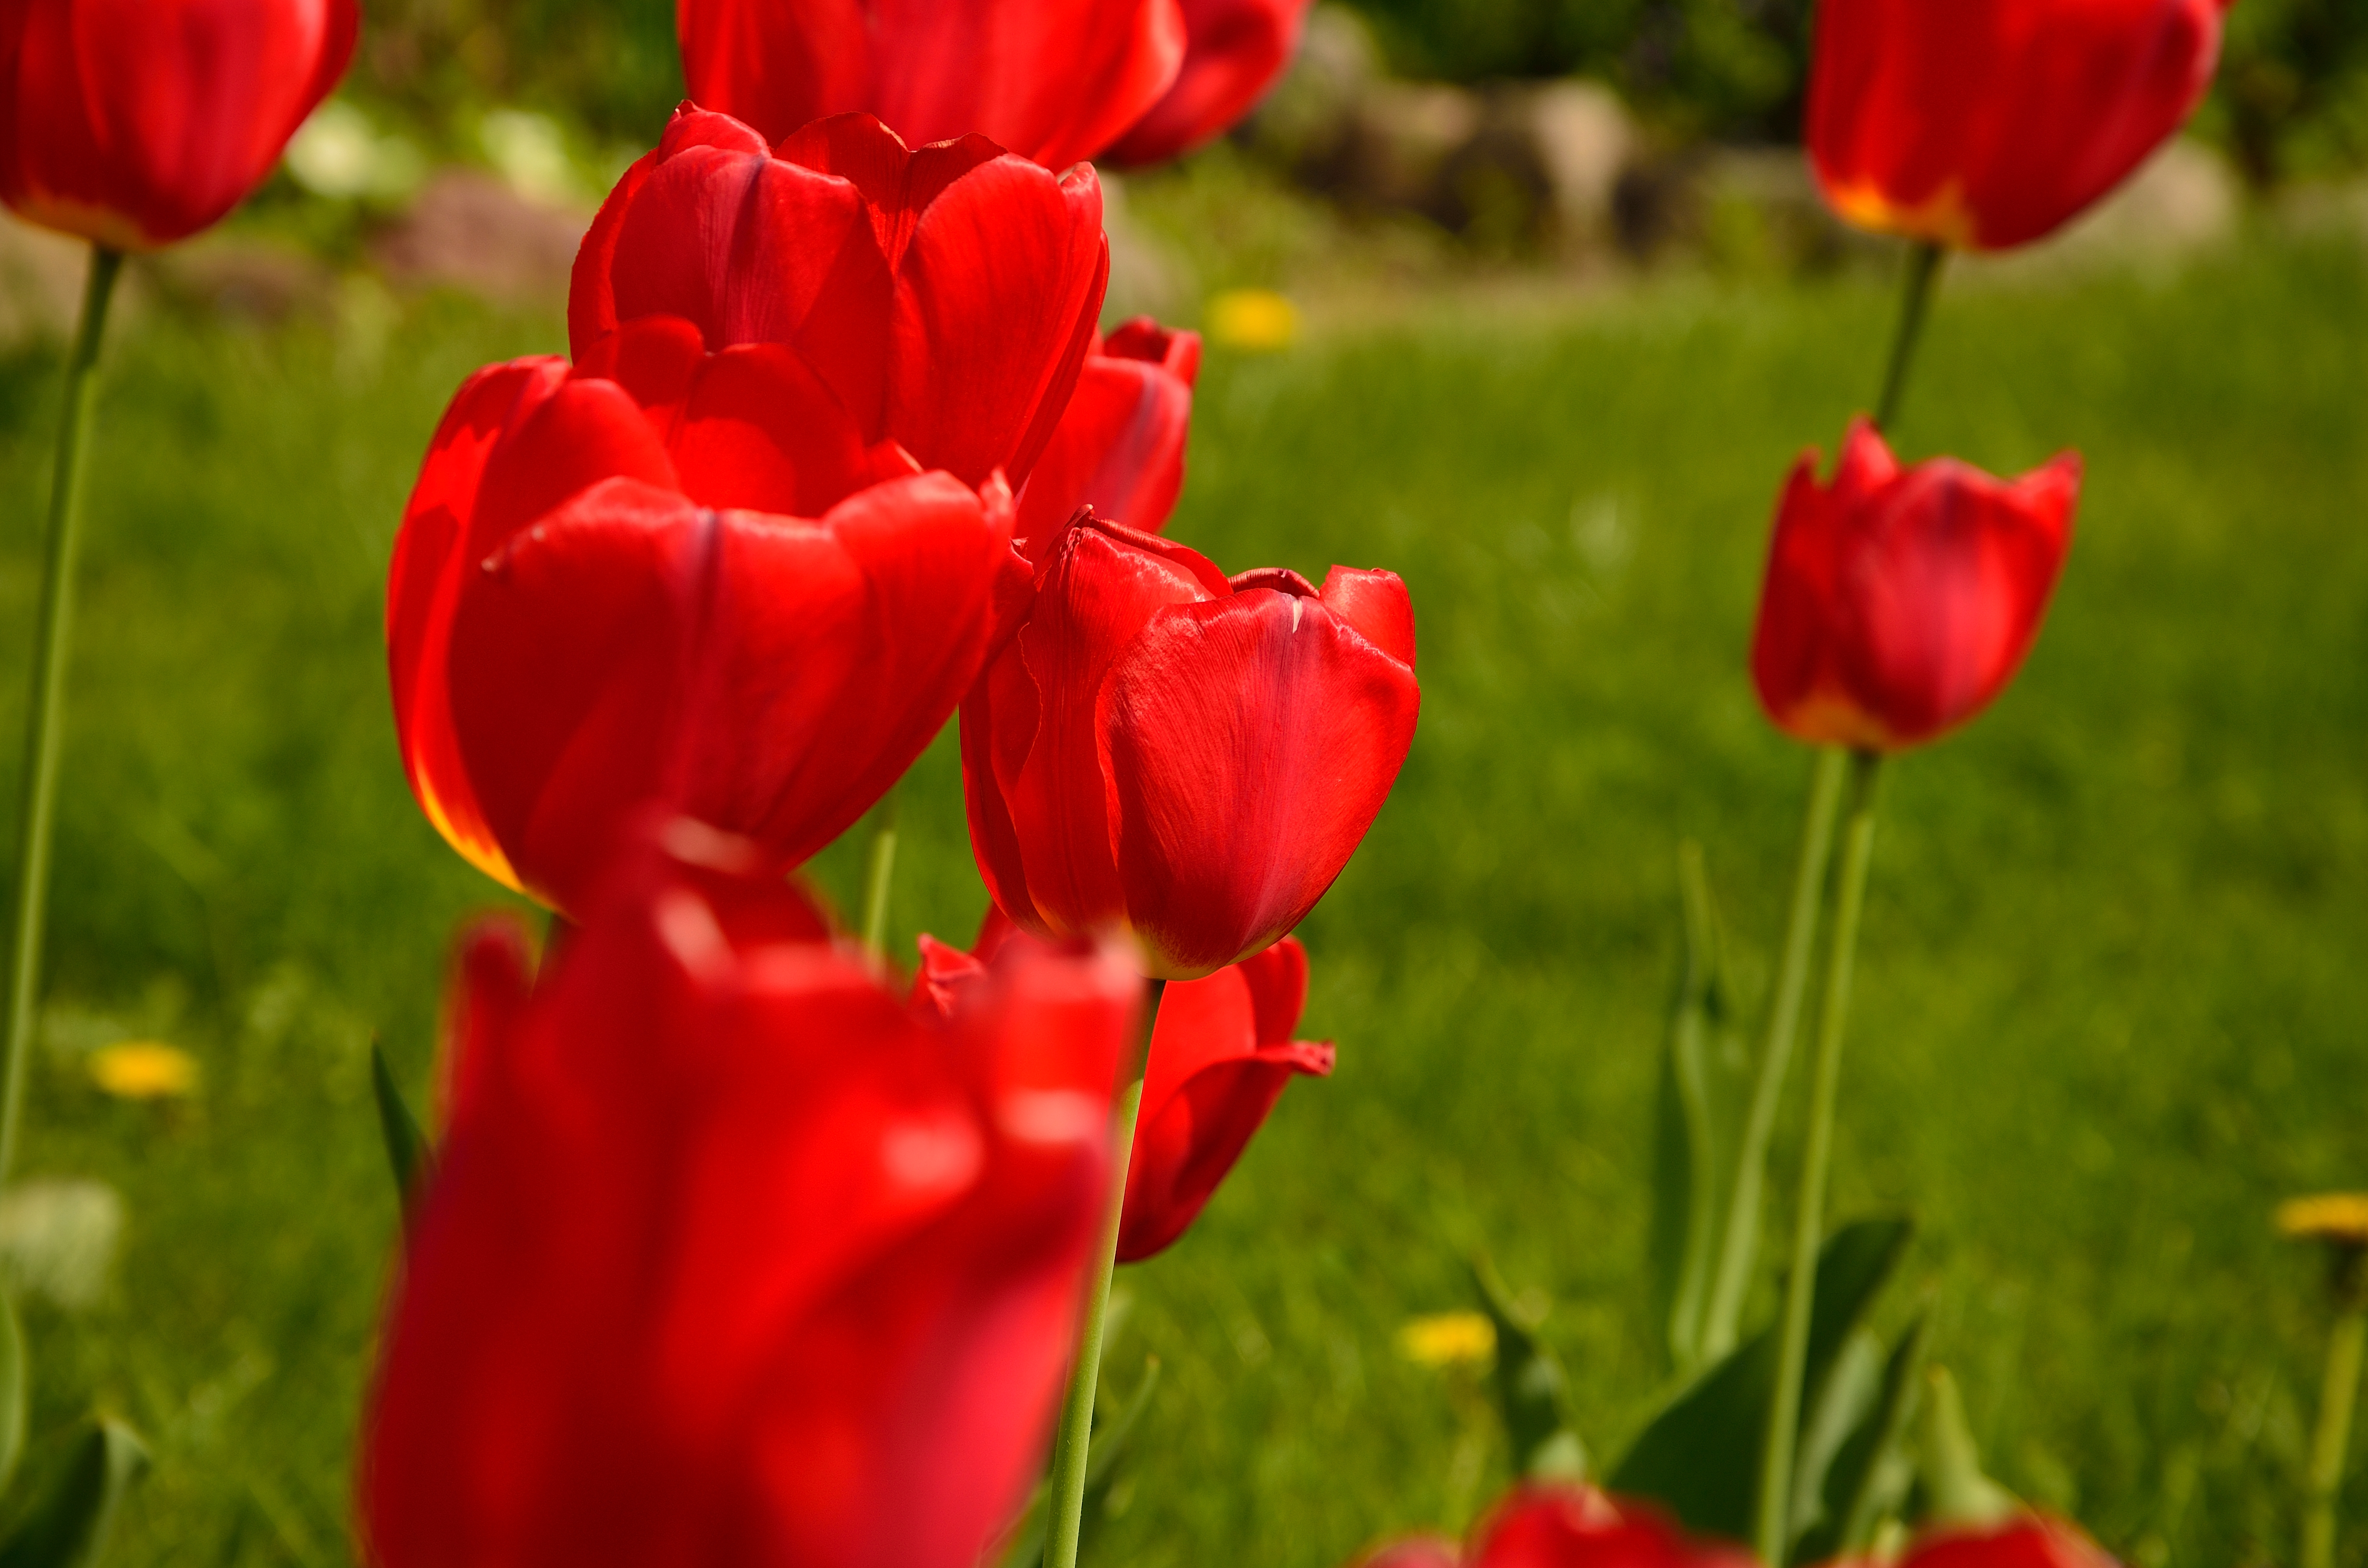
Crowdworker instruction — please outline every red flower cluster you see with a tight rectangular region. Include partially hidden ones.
[361,821,1139,1568]
[677,0,1309,171]
[0,0,356,248]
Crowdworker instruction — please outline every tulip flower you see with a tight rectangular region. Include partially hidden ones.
[676,0,1186,172]
[570,104,1108,489]
[0,0,358,249]
[1898,1519,2122,1568]
[919,908,1332,1261]
[360,818,1138,1568]
[387,328,1029,916]
[961,512,1419,979]
[1014,318,1201,552]
[1751,418,2078,752]
[1353,1485,1754,1568]
[1106,0,1313,166]
[1806,0,2232,251]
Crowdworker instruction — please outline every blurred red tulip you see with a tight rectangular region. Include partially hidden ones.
[1106,0,1312,165]
[1806,0,2231,250]
[961,511,1418,980]
[676,0,1186,172]
[361,818,1137,1568]
[919,907,1332,1261]
[1354,1485,1755,1568]
[1751,418,2077,751]
[1014,317,1201,551]
[571,104,1108,489]
[1899,1519,2121,1568]
[0,0,357,249]
[387,333,1028,915]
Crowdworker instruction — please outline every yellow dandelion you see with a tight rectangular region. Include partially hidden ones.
[2280,1194,2368,1247]
[89,1041,199,1101]
[1206,288,1299,353]
[1397,1311,1495,1369]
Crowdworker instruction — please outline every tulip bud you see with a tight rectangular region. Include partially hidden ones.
[1015,318,1202,551]
[961,512,1418,979]
[1350,1484,1756,1568]
[1807,0,2232,251]
[1751,419,2078,752]
[0,0,358,249]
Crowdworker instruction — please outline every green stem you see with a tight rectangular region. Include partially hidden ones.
[1754,748,1882,1567]
[858,784,900,961]
[2304,1297,2367,1568]
[1702,747,1848,1360]
[1873,242,1945,434]
[0,245,122,1188]
[1043,979,1163,1568]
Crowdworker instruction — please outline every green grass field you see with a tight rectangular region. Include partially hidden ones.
[0,226,2360,1568]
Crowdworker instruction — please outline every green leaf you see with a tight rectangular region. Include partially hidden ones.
[0,1419,147,1568]
[1651,845,1720,1372]
[1794,1312,1929,1563]
[370,1041,432,1225]
[1469,1257,1586,1481]
[1915,1365,2016,1531]
[1608,1215,1913,1544]
[0,1294,25,1501]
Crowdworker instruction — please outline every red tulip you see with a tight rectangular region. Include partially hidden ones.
[1899,1519,2120,1568]
[961,511,1418,980]
[1014,317,1200,552]
[1751,418,2078,751]
[571,104,1108,489]
[360,818,1138,1568]
[0,0,357,249]
[1354,1486,1755,1568]
[1106,0,1313,166]
[1806,0,2231,250]
[918,907,1332,1262]
[387,327,1029,916]
[676,0,1186,172]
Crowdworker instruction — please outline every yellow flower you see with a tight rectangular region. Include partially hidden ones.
[1206,288,1299,353]
[1398,1311,1495,1368]
[88,1042,200,1101]
[2278,1194,2368,1247]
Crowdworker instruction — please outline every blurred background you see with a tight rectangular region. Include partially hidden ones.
[0,5,2363,1568]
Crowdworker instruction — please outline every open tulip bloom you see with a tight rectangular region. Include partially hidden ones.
[918,907,1332,1261]
[962,511,1419,980]
[676,0,1308,172]
[1751,419,2078,752]
[1807,0,2232,251]
[0,0,358,249]
[360,819,1139,1568]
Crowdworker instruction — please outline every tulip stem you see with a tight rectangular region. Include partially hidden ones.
[1701,745,1848,1360]
[0,245,122,1188]
[1754,747,1882,1568]
[1043,978,1163,1568]
[858,784,900,961]
[1873,242,1946,434]
[2304,1255,2368,1568]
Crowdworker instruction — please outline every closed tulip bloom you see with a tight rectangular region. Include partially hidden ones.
[571,104,1108,489]
[1354,1486,1754,1568]
[0,0,357,249]
[1106,0,1313,166]
[1014,318,1200,551]
[1807,0,2232,250]
[962,512,1418,979]
[1751,419,2078,751]
[1899,1519,2121,1568]
[919,909,1332,1261]
[388,322,1028,916]
[677,0,1185,172]
[360,820,1138,1568]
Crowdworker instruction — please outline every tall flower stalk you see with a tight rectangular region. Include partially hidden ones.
[0,245,123,1184]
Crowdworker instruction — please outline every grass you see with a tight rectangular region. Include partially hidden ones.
[0,226,2359,1568]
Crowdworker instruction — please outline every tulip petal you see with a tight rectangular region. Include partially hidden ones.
[678,0,871,147]
[668,341,877,516]
[1104,0,1307,166]
[1014,342,1196,547]
[1102,587,1420,976]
